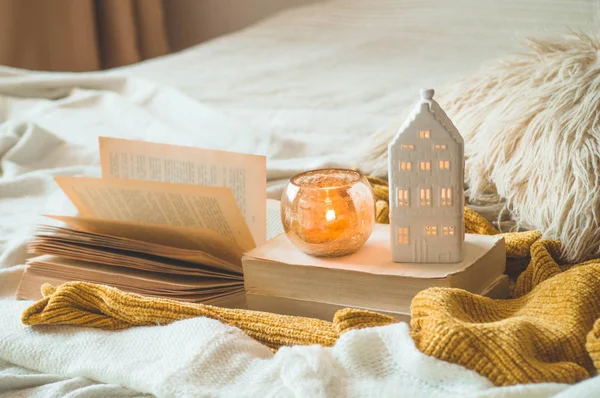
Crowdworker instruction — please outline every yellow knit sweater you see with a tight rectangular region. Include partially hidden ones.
[21,177,600,386]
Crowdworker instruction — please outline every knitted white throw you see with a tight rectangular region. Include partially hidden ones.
[2,300,591,398]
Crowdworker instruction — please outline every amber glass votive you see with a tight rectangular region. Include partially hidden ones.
[281,168,375,257]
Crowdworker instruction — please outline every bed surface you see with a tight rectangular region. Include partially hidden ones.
[124,0,599,181]
[1,0,599,396]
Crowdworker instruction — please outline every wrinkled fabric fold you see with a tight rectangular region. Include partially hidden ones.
[21,282,397,350]
[411,257,600,385]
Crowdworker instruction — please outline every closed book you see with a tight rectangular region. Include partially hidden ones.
[242,223,506,314]
[245,274,509,321]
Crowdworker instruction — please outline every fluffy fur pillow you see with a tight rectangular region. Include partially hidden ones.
[364,33,600,262]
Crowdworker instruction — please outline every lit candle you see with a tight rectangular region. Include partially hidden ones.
[281,169,375,257]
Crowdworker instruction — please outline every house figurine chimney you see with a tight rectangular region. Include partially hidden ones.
[388,89,465,263]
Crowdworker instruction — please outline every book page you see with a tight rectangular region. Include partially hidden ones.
[54,176,255,251]
[38,217,245,272]
[266,198,284,240]
[99,137,267,245]
[18,269,244,302]
[28,255,240,289]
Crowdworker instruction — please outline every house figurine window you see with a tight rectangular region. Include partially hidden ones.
[419,130,430,139]
[425,226,437,236]
[419,161,431,171]
[398,189,409,206]
[400,161,412,171]
[439,160,450,170]
[402,144,414,150]
[435,144,446,150]
[420,188,431,206]
[398,227,409,244]
[441,188,453,206]
[443,226,455,236]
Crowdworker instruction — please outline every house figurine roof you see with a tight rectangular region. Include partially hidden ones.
[390,89,463,146]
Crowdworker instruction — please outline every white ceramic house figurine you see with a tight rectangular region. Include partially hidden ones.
[388,88,464,263]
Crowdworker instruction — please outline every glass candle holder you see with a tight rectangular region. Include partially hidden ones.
[281,168,375,257]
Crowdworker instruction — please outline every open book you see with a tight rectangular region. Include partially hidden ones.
[18,137,276,308]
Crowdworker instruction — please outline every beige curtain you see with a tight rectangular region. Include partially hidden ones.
[0,0,170,72]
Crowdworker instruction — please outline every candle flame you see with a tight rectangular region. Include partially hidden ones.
[325,209,336,221]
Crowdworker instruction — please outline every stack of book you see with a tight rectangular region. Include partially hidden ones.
[242,224,507,321]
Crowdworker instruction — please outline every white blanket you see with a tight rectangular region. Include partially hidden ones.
[2,299,593,398]
[1,0,600,396]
